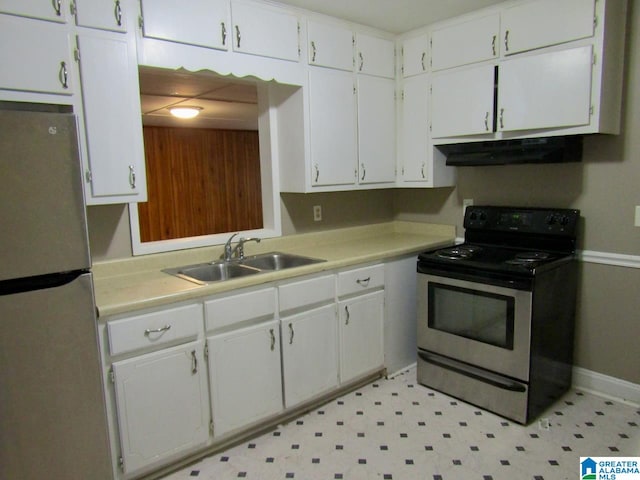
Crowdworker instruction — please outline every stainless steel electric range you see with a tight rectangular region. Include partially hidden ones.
[416,205,580,424]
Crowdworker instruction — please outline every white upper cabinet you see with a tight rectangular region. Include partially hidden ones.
[430,13,499,71]
[498,46,593,132]
[0,15,74,95]
[355,33,395,78]
[357,75,396,184]
[402,33,428,77]
[308,67,357,187]
[76,30,147,203]
[307,19,353,71]
[231,0,299,62]
[431,64,495,139]
[140,0,230,50]
[502,0,595,55]
[400,74,429,182]
[74,0,127,32]
[0,0,68,22]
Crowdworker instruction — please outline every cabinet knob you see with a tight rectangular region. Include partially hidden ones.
[360,163,366,181]
[358,52,364,72]
[499,108,505,129]
[421,52,426,71]
[190,350,198,374]
[52,0,62,16]
[221,22,227,46]
[288,323,295,345]
[504,30,510,52]
[345,305,350,325]
[269,328,276,351]
[314,163,320,183]
[492,35,497,56]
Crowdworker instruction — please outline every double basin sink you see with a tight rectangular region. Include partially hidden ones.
[163,252,326,285]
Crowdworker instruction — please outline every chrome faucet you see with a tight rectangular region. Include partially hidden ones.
[222,233,261,261]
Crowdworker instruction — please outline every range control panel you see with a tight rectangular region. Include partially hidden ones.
[464,206,580,236]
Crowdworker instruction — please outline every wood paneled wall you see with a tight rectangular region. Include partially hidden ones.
[138,126,263,242]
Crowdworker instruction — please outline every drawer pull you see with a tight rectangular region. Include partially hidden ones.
[190,350,198,374]
[356,277,371,287]
[144,324,171,336]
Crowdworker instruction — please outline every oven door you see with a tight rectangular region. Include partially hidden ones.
[417,273,532,381]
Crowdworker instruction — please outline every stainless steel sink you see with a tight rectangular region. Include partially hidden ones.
[163,252,326,284]
[240,252,325,271]
[163,262,261,284]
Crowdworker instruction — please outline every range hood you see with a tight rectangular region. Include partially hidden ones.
[438,136,583,167]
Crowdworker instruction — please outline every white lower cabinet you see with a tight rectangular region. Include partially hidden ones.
[281,304,339,408]
[207,320,283,437]
[339,290,384,383]
[111,340,210,477]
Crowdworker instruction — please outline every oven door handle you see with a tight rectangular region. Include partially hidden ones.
[418,351,526,393]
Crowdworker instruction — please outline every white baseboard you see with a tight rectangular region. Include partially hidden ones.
[572,366,640,407]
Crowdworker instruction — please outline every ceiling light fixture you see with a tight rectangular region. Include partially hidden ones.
[169,106,202,119]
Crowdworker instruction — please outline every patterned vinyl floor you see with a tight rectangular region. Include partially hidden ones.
[161,367,640,480]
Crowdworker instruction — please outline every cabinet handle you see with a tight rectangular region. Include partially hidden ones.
[235,25,241,48]
[52,0,62,16]
[288,323,294,345]
[504,30,510,52]
[491,35,497,56]
[421,162,426,179]
[484,111,489,131]
[345,305,350,325]
[221,22,227,46]
[311,40,317,62]
[59,61,69,89]
[358,52,364,71]
[129,165,136,189]
[190,350,198,374]
[114,0,122,26]
[144,324,171,335]
[356,277,370,287]
[421,52,426,71]
[499,108,505,129]
[360,163,366,181]
[314,163,319,183]
[269,328,276,351]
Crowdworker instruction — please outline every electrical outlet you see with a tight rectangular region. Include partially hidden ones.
[635,206,640,227]
[313,205,322,222]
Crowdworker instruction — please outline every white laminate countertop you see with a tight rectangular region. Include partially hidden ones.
[92,221,456,318]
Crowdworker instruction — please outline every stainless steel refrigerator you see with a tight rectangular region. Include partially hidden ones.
[0,104,113,479]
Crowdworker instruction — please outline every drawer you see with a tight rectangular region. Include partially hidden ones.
[279,274,335,312]
[205,287,276,332]
[108,304,202,356]
[338,264,384,297]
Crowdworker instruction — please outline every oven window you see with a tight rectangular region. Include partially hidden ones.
[428,283,515,349]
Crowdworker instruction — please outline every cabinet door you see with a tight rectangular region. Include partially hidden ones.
[431,64,495,139]
[431,14,499,71]
[339,290,384,383]
[357,75,395,184]
[140,0,230,50]
[112,341,210,476]
[208,321,282,437]
[355,33,395,78]
[0,15,74,95]
[400,74,430,182]
[402,33,428,77]
[307,19,353,71]
[502,0,595,55]
[498,46,593,132]
[281,304,338,408]
[77,30,147,202]
[308,67,357,187]
[231,0,299,62]
[0,0,67,22]
[74,0,127,32]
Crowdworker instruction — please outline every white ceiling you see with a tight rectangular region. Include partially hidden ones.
[273,0,505,34]
[139,1,506,129]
